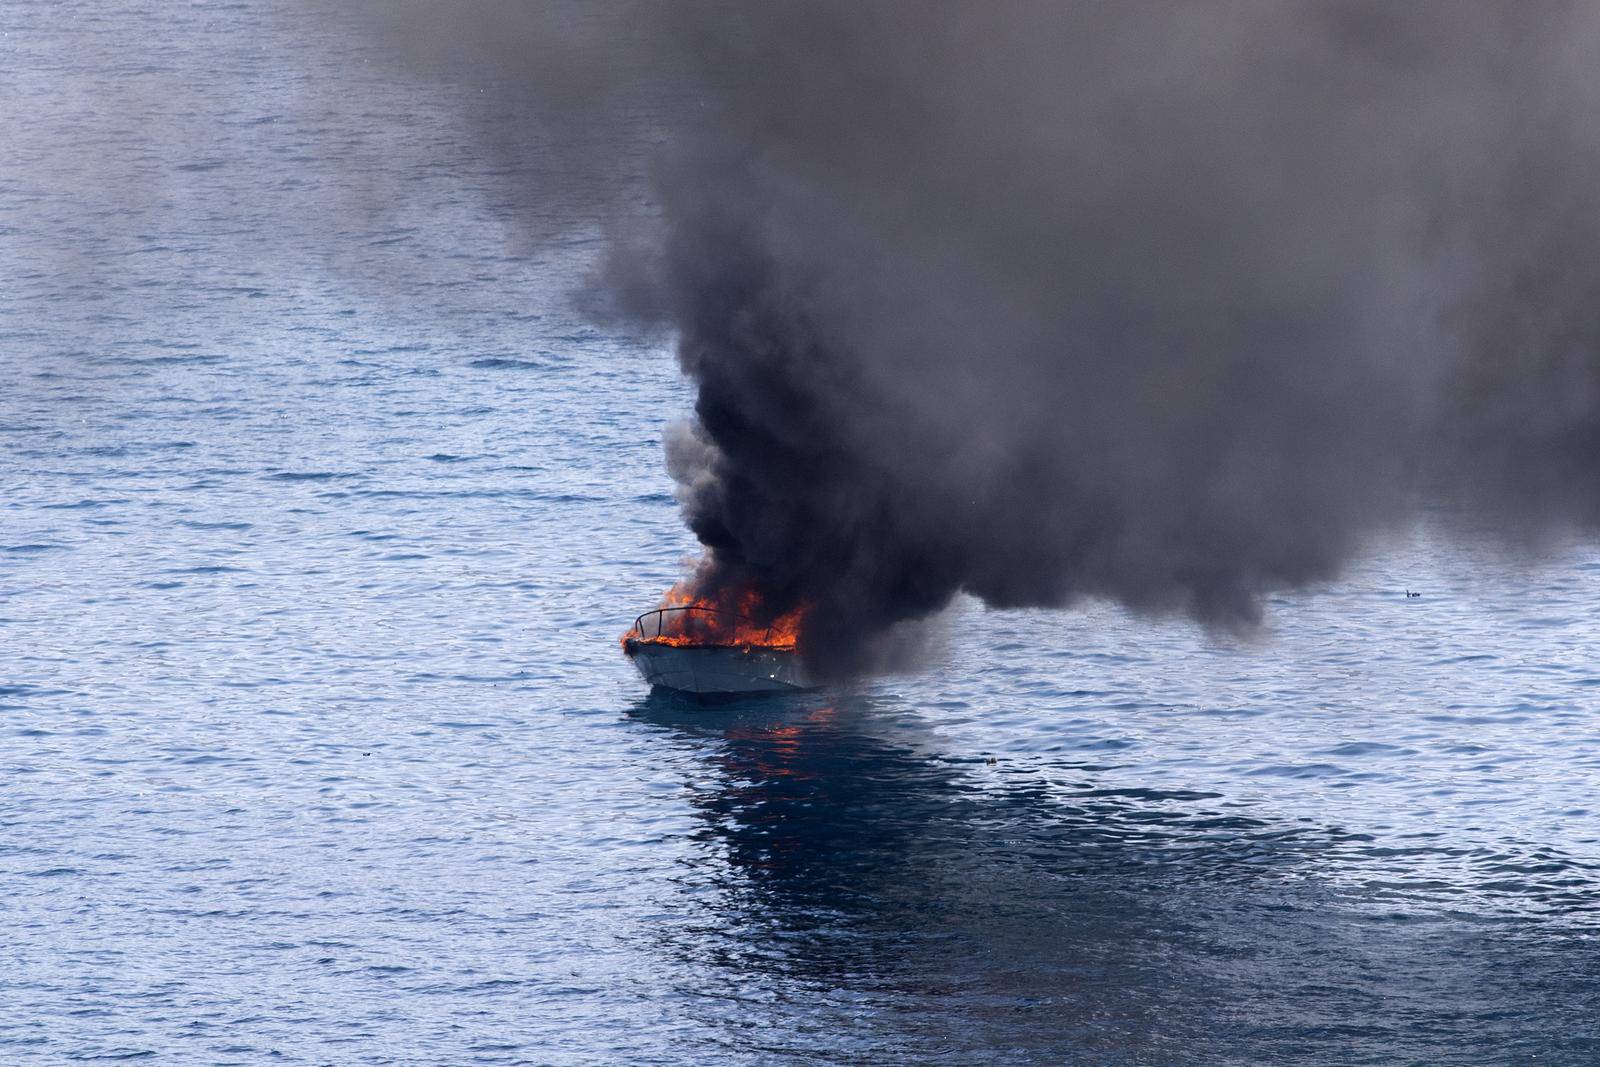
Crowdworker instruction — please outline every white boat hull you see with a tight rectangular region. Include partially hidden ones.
[626,643,815,695]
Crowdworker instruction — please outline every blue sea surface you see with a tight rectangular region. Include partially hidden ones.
[3,3,1599,1063]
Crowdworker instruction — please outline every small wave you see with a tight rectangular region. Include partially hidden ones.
[109,354,227,367]
[265,471,358,482]
[1246,762,1348,779]
[41,499,109,510]
[469,357,545,370]
[1317,742,1412,758]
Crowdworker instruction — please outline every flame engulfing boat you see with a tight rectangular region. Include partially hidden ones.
[622,605,815,696]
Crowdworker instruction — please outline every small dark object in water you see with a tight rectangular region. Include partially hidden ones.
[1405,589,1422,598]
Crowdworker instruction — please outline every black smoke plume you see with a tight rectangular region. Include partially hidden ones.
[364,1,1600,675]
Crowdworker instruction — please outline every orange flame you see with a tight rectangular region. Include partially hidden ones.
[622,579,804,651]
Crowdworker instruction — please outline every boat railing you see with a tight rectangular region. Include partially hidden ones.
[627,605,780,647]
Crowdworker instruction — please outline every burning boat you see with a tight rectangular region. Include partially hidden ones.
[622,603,816,696]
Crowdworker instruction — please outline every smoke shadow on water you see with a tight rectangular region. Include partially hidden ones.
[625,690,1600,1065]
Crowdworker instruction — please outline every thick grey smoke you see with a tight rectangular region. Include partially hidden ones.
[365,1,1600,674]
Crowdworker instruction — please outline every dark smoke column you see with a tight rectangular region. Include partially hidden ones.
[362,1,1600,675]
[634,1,1428,675]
